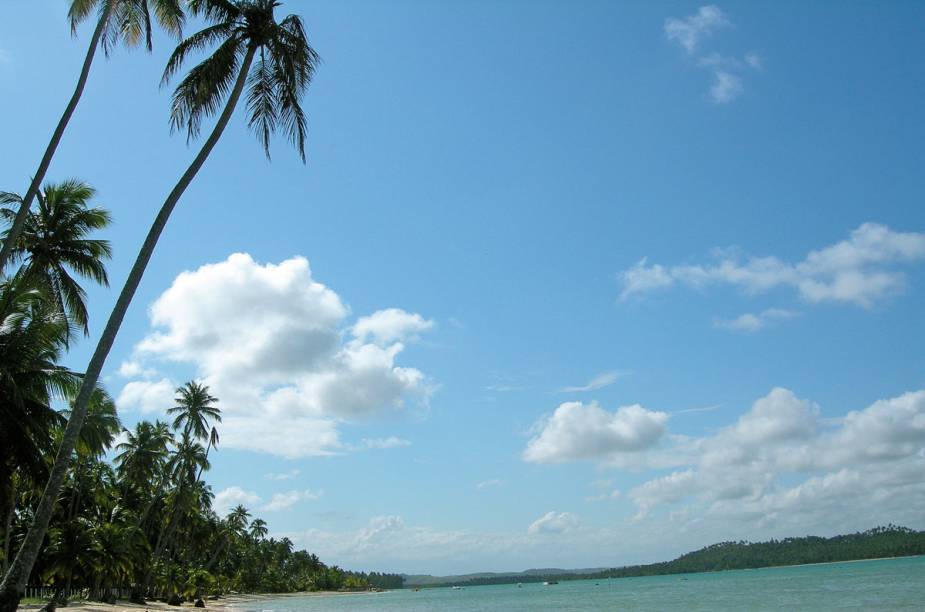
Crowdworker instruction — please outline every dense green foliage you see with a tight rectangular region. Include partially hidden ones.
[1,2,328,609]
[0,184,400,603]
[410,526,925,588]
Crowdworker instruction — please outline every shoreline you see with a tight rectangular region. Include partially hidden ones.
[18,590,380,612]
[409,553,925,589]
[17,554,923,608]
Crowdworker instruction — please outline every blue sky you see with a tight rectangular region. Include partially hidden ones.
[1,1,924,575]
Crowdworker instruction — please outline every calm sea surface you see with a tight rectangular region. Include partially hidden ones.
[233,556,925,611]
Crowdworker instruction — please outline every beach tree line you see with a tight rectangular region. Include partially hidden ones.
[0,1,404,609]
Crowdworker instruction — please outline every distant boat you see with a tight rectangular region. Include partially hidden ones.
[543,581,558,586]
[517,583,523,588]
[452,586,463,590]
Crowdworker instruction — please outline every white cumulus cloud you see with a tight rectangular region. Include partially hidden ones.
[523,402,669,463]
[214,486,262,516]
[116,378,175,414]
[120,253,433,458]
[353,308,435,345]
[626,387,925,527]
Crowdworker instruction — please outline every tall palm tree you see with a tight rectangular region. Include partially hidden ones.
[0,5,318,607]
[0,180,112,335]
[167,382,221,442]
[142,435,209,597]
[169,381,221,483]
[0,1,184,273]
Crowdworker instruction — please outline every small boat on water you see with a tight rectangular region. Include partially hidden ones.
[543,581,558,586]
[451,586,463,590]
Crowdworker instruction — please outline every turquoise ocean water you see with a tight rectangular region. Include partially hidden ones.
[234,555,924,611]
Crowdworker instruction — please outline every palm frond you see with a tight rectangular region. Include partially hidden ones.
[68,0,100,34]
[246,50,278,158]
[187,0,239,23]
[162,22,236,86]
[152,0,185,39]
[168,34,244,140]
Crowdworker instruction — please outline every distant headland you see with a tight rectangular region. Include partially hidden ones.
[404,525,925,588]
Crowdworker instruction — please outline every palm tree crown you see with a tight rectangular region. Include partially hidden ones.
[167,381,221,442]
[64,387,122,458]
[68,0,185,53]
[0,180,112,335]
[115,420,174,487]
[164,0,320,160]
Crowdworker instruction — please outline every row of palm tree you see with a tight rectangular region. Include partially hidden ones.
[0,184,397,599]
[0,0,327,609]
[5,370,388,604]
[0,191,394,596]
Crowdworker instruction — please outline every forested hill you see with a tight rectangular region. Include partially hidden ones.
[407,526,925,588]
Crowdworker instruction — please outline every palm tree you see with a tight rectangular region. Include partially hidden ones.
[248,518,267,542]
[89,520,145,602]
[0,180,112,335]
[0,0,184,273]
[227,505,250,535]
[168,381,221,484]
[168,382,221,442]
[143,435,209,595]
[0,5,318,606]
[67,388,121,460]
[115,421,174,494]
[0,278,75,553]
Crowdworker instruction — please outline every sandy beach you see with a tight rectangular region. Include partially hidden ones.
[17,592,373,612]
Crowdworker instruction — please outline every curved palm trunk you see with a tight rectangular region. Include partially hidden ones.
[1,481,14,576]
[194,440,213,483]
[0,45,259,612]
[143,485,186,597]
[0,5,112,273]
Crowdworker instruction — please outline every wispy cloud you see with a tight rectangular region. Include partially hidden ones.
[714,308,799,333]
[359,437,411,450]
[665,5,730,55]
[665,5,761,104]
[485,383,529,392]
[261,489,323,512]
[620,223,925,309]
[558,371,625,393]
[709,71,743,104]
[527,511,579,535]
[585,489,621,503]
[476,478,503,490]
[674,404,722,415]
[265,469,301,481]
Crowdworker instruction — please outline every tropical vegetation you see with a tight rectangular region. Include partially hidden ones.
[0,2,403,610]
